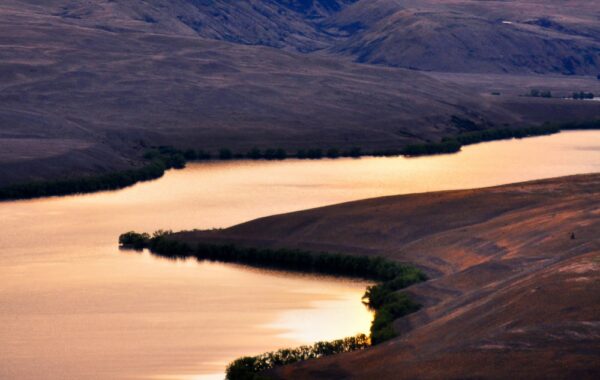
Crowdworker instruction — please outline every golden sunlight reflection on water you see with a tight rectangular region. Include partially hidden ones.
[1,131,599,379]
[263,291,373,343]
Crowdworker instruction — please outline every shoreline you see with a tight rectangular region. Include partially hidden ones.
[1,120,599,201]
[116,173,600,379]
[198,173,599,379]
[118,232,427,379]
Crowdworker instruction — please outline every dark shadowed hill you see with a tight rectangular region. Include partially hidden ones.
[0,2,510,185]
[0,0,600,186]
[19,0,599,74]
[174,174,600,379]
[329,0,600,75]
[23,0,358,52]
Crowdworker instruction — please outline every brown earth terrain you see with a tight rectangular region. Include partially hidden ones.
[1,1,600,187]
[175,173,600,379]
[328,0,600,75]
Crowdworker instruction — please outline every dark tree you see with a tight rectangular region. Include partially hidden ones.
[347,147,362,158]
[274,148,287,160]
[219,148,233,160]
[197,150,212,160]
[183,149,197,160]
[246,147,262,159]
[326,148,340,158]
[296,149,307,159]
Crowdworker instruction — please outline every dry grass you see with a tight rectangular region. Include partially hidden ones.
[176,174,600,379]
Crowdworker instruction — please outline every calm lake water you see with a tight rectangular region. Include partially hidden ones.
[1,131,599,379]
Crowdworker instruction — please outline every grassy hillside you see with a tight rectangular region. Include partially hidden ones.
[175,174,600,379]
[0,0,599,187]
[330,0,600,74]
[18,0,600,74]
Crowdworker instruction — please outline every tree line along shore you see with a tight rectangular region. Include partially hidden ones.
[118,230,427,380]
[1,120,598,201]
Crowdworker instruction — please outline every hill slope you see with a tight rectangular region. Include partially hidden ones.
[175,174,600,379]
[329,0,600,74]
[19,0,600,74]
[1,1,600,187]
[0,1,513,185]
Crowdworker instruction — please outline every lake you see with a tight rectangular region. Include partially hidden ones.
[1,131,599,379]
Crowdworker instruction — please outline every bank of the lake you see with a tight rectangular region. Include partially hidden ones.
[170,173,600,379]
[119,232,426,378]
[119,231,426,337]
[2,120,598,201]
[1,131,599,380]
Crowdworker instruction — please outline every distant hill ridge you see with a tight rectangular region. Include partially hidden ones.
[37,0,600,74]
[0,0,599,187]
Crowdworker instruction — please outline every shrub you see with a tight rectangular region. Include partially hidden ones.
[529,89,552,98]
[219,148,233,160]
[183,149,197,160]
[306,149,322,159]
[403,140,461,156]
[226,334,370,380]
[367,291,420,344]
[246,147,262,160]
[196,150,212,160]
[345,147,362,158]
[264,148,286,160]
[296,149,323,159]
[119,231,150,249]
[165,153,186,169]
[0,159,168,200]
[573,91,594,100]
[326,148,340,158]
[275,148,287,160]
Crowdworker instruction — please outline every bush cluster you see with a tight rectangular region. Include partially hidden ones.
[401,120,600,157]
[142,120,600,164]
[153,146,365,161]
[143,146,187,168]
[402,124,569,157]
[120,231,425,283]
[529,89,552,98]
[183,149,212,160]
[246,148,287,160]
[119,231,151,249]
[297,147,361,159]
[0,145,198,201]
[402,140,462,156]
[363,282,422,344]
[0,159,167,201]
[225,334,370,380]
[572,91,594,100]
[451,124,561,145]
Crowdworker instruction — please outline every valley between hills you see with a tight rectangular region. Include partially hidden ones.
[1,0,600,187]
[1,1,600,379]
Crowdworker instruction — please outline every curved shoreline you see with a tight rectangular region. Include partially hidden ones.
[118,231,427,379]
[114,174,600,379]
[2,120,598,201]
[207,174,600,379]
